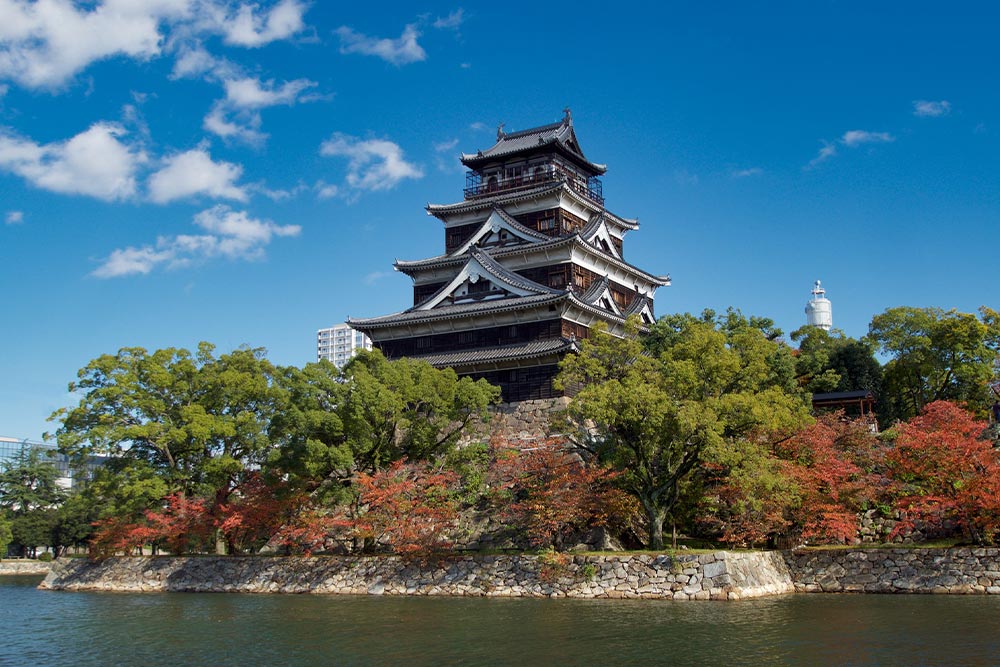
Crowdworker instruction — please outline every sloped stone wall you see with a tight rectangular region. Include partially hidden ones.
[39,551,793,601]
[785,548,1000,593]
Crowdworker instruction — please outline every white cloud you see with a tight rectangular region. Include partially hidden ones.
[0,1,308,90]
[0,122,143,200]
[673,169,698,186]
[203,75,320,144]
[320,133,423,192]
[147,147,246,203]
[0,84,8,97]
[5,210,24,224]
[732,167,762,178]
[807,130,894,168]
[433,9,464,30]
[314,180,339,199]
[841,130,894,147]
[335,24,426,65]
[213,0,306,47]
[913,100,951,118]
[433,138,459,152]
[0,0,187,89]
[92,204,300,277]
[249,181,307,201]
[223,76,315,108]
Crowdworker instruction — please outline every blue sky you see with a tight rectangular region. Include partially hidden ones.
[1,1,997,441]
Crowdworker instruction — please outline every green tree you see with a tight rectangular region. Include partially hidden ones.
[11,509,58,558]
[790,326,883,406]
[867,306,1000,422]
[272,351,500,494]
[0,513,12,558]
[50,343,290,503]
[0,445,66,516]
[556,313,810,549]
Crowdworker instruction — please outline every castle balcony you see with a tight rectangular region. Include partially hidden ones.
[464,171,604,206]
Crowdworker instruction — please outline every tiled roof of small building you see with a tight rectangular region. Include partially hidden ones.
[403,338,578,369]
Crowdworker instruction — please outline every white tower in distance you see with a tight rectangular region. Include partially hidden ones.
[805,280,833,330]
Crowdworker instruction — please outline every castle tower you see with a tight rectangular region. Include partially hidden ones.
[805,280,833,330]
[349,111,669,401]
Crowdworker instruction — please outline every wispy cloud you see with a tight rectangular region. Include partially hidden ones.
[841,130,894,147]
[334,24,426,65]
[204,76,321,145]
[731,167,762,178]
[0,123,144,200]
[147,147,247,203]
[433,9,465,30]
[364,271,391,285]
[320,133,423,193]
[92,205,300,278]
[913,100,951,118]
[434,138,459,152]
[5,210,24,225]
[808,130,895,168]
[673,169,699,186]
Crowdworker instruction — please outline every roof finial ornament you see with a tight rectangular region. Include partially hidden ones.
[496,122,505,141]
[563,107,572,125]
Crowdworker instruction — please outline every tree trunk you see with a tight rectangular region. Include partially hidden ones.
[644,502,667,550]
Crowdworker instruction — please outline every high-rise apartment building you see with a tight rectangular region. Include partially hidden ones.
[316,323,373,368]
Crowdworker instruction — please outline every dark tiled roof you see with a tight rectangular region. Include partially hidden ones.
[470,249,562,296]
[813,390,876,402]
[396,234,668,287]
[460,116,606,175]
[426,181,565,216]
[348,293,568,329]
[403,338,577,368]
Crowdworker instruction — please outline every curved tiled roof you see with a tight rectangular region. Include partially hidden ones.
[396,234,668,287]
[460,115,607,175]
[402,338,578,369]
[348,293,569,329]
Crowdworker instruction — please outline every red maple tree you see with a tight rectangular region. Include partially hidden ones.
[887,400,1000,544]
[488,436,632,550]
[353,460,459,558]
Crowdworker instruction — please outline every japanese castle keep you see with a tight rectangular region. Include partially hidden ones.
[349,111,669,402]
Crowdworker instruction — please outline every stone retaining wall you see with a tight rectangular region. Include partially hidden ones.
[40,551,793,601]
[785,547,1000,594]
[0,560,51,576]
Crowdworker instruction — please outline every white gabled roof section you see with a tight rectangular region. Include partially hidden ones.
[577,276,623,316]
[580,213,622,260]
[451,207,551,257]
[416,249,560,311]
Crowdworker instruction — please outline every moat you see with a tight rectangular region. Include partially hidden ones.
[5,574,1000,666]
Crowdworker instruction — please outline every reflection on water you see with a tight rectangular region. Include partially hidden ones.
[4,575,1000,666]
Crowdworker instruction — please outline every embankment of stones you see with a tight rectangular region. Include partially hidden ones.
[785,547,1000,594]
[0,560,51,576]
[39,551,793,600]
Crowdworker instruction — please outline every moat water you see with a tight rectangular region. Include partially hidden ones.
[5,574,1000,666]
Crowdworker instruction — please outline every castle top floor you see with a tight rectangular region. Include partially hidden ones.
[460,109,605,207]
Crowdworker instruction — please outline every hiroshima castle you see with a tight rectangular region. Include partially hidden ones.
[350,110,669,401]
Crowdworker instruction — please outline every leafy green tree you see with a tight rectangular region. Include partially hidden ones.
[11,509,58,558]
[273,350,500,495]
[556,312,810,549]
[791,326,883,401]
[0,445,66,515]
[50,343,290,503]
[867,306,1000,422]
[0,513,12,558]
